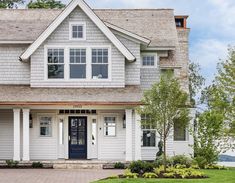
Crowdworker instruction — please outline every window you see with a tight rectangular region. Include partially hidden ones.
[70,22,86,40]
[104,117,116,136]
[39,116,52,137]
[92,119,97,145]
[142,55,155,66]
[92,49,109,79]
[47,48,64,79]
[174,121,186,141]
[70,49,86,78]
[141,115,156,147]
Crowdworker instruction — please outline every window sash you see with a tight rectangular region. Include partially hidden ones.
[174,122,186,141]
[104,117,116,136]
[39,117,52,137]
[72,25,84,39]
[142,56,155,66]
[142,129,156,147]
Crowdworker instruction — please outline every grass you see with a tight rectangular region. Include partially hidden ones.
[94,169,235,183]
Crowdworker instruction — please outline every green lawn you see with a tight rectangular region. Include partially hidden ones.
[94,169,235,183]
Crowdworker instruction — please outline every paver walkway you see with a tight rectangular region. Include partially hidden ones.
[0,169,123,183]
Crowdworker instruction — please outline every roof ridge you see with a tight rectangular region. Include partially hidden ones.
[94,8,174,11]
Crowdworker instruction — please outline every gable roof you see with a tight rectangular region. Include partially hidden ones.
[19,0,136,61]
[0,8,178,48]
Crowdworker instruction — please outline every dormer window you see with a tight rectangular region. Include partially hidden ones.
[69,22,86,40]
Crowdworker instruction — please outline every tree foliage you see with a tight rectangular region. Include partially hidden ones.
[0,0,24,8]
[138,73,190,171]
[189,61,205,106]
[27,0,65,9]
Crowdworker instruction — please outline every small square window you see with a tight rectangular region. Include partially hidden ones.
[142,56,155,67]
[70,23,86,40]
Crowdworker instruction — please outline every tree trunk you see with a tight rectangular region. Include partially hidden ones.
[163,121,167,172]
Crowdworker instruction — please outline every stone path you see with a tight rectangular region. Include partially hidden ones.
[0,169,123,183]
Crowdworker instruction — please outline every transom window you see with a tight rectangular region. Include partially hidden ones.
[39,116,52,137]
[141,115,156,147]
[70,22,86,40]
[47,48,64,79]
[142,55,155,66]
[92,49,109,79]
[104,117,116,136]
[70,49,86,79]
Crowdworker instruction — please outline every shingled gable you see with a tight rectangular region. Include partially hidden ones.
[20,0,136,62]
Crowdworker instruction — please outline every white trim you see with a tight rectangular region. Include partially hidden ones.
[0,41,33,44]
[13,108,21,161]
[69,21,86,41]
[22,108,30,161]
[105,22,151,45]
[20,0,135,62]
[37,114,55,138]
[141,52,158,68]
[44,45,112,82]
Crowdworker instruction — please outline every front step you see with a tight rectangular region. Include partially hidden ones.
[53,163,103,169]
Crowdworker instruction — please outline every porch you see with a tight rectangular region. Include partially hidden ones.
[0,107,141,162]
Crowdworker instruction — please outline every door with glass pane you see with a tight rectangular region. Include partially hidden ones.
[69,117,87,159]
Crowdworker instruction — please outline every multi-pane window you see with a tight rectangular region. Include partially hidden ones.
[71,25,84,39]
[47,48,64,79]
[39,117,52,137]
[174,121,186,141]
[70,49,86,79]
[92,49,109,79]
[142,56,155,66]
[104,117,116,136]
[141,115,156,147]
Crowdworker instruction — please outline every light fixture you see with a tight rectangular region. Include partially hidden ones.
[123,114,126,128]
[29,114,33,128]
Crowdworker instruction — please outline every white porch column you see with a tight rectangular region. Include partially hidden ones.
[13,109,21,161]
[125,109,133,161]
[134,111,141,160]
[22,109,30,161]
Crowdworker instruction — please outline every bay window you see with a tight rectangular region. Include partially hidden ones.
[47,48,64,79]
[92,48,109,79]
[70,48,86,79]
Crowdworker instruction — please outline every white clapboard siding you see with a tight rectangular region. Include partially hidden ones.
[140,67,160,89]
[0,46,30,84]
[30,7,126,88]
[97,111,126,160]
[0,110,13,159]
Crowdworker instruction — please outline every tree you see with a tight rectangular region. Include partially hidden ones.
[189,61,205,107]
[0,0,24,8]
[138,73,190,172]
[27,0,65,9]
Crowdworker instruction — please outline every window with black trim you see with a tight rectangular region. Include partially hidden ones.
[70,48,86,79]
[92,48,109,79]
[47,48,64,79]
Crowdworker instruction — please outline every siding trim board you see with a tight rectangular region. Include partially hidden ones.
[20,0,135,62]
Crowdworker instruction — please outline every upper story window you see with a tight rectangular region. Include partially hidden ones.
[141,54,157,67]
[47,48,64,79]
[92,48,109,79]
[70,48,86,79]
[69,22,86,40]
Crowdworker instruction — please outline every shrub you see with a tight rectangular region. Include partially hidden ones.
[154,155,172,167]
[6,160,19,168]
[171,155,192,168]
[114,162,125,169]
[124,169,138,178]
[32,162,43,168]
[193,156,208,169]
[163,172,175,178]
[129,161,154,175]
[143,172,158,178]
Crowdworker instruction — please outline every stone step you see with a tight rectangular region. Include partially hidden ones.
[53,163,103,169]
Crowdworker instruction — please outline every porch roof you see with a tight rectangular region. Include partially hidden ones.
[0,85,142,106]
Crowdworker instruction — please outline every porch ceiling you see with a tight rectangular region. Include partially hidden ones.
[0,85,142,106]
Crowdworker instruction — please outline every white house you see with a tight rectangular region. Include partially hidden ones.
[0,0,194,162]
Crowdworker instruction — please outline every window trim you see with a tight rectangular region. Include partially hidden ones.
[141,53,158,68]
[44,45,112,82]
[69,22,86,41]
[37,114,54,138]
[173,122,188,142]
[102,115,117,137]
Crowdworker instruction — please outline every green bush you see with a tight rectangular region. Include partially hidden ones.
[143,172,158,178]
[124,169,138,178]
[129,161,154,175]
[6,160,19,168]
[32,162,43,168]
[114,162,125,169]
[163,172,175,178]
[171,155,192,168]
[193,156,208,169]
[154,155,172,167]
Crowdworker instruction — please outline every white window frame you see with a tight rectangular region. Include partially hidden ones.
[38,114,53,138]
[69,22,86,41]
[141,53,158,68]
[103,116,117,137]
[44,45,112,82]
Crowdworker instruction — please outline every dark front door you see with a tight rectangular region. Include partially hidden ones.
[69,116,87,159]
